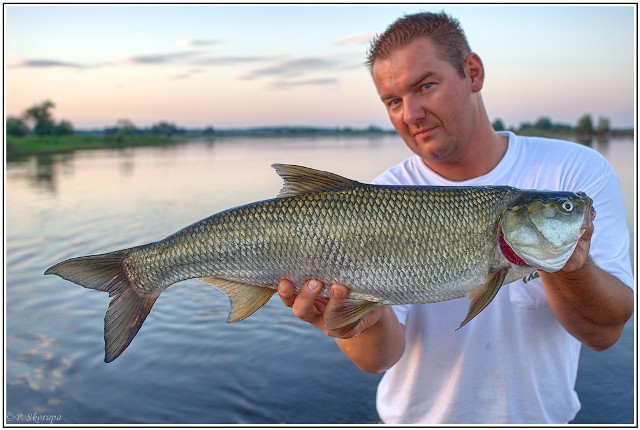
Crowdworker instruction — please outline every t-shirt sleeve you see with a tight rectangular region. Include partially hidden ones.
[588,166,634,289]
[564,149,634,290]
[514,136,633,291]
[391,304,409,326]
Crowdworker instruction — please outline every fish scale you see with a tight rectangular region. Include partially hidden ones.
[45,164,592,362]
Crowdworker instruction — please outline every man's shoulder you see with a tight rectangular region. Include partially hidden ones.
[510,133,604,159]
[507,133,610,174]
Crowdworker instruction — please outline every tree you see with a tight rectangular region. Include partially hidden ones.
[24,100,56,136]
[150,121,179,137]
[105,119,138,143]
[534,116,553,131]
[53,120,74,136]
[116,119,138,134]
[492,118,505,131]
[518,122,534,131]
[575,114,594,136]
[6,116,30,137]
[22,99,74,136]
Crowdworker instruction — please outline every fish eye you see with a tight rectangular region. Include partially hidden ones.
[561,200,574,212]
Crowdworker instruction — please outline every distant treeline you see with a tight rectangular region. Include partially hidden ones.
[7,99,633,142]
[99,119,396,138]
[98,122,396,139]
[492,115,632,137]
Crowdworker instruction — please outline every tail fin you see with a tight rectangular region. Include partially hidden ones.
[45,250,157,362]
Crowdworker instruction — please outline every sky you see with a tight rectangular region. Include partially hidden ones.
[4,4,637,130]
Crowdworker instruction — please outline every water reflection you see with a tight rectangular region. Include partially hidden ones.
[576,136,593,146]
[34,155,56,190]
[595,136,610,150]
[7,332,73,414]
[114,148,136,176]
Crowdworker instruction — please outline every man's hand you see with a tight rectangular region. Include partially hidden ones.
[278,278,406,373]
[277,278,386,338]
[560,212,594,273]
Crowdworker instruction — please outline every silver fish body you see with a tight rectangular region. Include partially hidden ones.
[45,164,593,362]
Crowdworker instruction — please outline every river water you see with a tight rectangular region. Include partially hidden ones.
[5,135,635,424]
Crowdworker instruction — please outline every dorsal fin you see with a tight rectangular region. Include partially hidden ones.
[272,164,360,198]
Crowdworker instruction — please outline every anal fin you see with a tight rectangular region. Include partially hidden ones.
[200,277,276,323]
[457,267,509,330]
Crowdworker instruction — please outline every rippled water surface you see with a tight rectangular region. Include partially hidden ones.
[5,136,635,424]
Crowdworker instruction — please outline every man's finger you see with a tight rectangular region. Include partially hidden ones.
[277,279,296,307]
[560,220,594,273]
[291,279,325,322]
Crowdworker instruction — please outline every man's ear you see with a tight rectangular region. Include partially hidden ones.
[465,53,484,93]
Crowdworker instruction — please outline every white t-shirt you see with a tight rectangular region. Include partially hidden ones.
[374,132,633,424]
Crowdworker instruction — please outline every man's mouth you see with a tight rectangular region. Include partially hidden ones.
[412,126,437,138]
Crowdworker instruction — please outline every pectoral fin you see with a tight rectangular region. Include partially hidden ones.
[199,277,276,323]
[457,267,509,330]
[324,297,381,331]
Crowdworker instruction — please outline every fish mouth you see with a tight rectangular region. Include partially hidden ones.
[581,194,596,229]
[506,227,578,272]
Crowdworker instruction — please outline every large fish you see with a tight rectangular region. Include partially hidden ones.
[45,164,594,362]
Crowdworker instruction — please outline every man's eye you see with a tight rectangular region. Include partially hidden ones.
[421,83,434,91]
[388,99,401,107]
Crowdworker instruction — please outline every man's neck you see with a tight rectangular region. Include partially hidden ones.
[424,129,508,182]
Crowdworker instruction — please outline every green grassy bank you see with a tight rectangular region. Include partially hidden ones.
[6,134,177,159]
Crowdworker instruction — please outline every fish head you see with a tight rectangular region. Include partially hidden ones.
[501,190,594,272]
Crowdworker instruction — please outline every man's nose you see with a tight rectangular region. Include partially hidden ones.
[402,97,426,124]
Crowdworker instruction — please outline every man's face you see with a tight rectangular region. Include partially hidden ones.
[372,38,478,168]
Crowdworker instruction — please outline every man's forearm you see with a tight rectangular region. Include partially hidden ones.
[336,305,405,374]
[540,257,633,350]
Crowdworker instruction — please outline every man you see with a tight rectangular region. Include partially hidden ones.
[277,12,633,424]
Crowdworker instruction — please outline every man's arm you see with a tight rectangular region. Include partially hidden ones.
[540,221,634,351]
[278,279,405,374]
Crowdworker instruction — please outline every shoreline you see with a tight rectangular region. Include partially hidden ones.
[6,129,632,160]
[6,130,397,160]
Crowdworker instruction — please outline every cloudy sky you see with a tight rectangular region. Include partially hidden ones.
[5,4,636,130]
